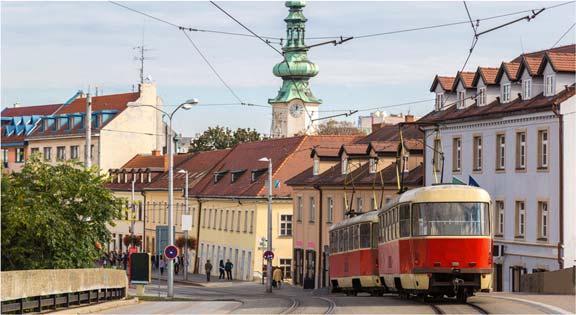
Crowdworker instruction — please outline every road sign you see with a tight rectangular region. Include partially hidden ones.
[164,245,178,260]
[263,250,274,260]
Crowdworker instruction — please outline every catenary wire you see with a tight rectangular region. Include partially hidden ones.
[552,22,576,48]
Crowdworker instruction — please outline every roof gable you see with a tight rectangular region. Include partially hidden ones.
[496,62,520,83]
[452,71,475,90]
[430,75,455,92]
[538,52,576,73]
[472,67,498,86]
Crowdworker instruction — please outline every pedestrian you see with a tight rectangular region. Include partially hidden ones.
[151,255,156,270]
[273,267,283,289]
[175,260,180,275]
[225,259,233,280]
[160,258,166,276]
[205,260,213,282]
[122,253,128,270]
[219,260,225,279]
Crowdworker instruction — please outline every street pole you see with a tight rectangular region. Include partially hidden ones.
[266,158,273,293]
[167,118,175,298]
[184,170,189,281]
[85,93,92,168]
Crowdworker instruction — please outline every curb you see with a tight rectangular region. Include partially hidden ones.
[50,298,139,314]
[150,276,205,287]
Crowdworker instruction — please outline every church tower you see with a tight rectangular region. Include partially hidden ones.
[269,0,321,138]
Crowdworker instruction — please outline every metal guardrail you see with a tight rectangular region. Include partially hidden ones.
[1,287,125,314]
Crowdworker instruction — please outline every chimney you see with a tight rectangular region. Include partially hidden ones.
[405,114,414,123]
[151,149,161,156]
[13,102,20,108]
[164,154,169,171]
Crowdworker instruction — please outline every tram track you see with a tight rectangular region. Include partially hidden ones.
[426,301,489,314]
[281,296,336,314]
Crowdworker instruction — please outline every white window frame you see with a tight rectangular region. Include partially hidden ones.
[313,156,320,176]
[517,201,526,237]
[457,90,466,108]
[517,132,526,169]
[497,134,506,170]
[280,214,292,236]
[309,197,316,222]
[539,130,548,169]
[478,87,486,106]
[327,197,334,223]
[453,137,462,172]
[523,79,532,99]
[356,197,363,213]
[297,196,303,222]
[56,146,66,161]
[341,157,348,175]
[435,93,444,110]
[474,136,482,171]
[540,201,548,239]
[369,158,377,174]
[502,83,511,102]
[15,147,25,163]
[545,75,555,96]
[496,200,504,236]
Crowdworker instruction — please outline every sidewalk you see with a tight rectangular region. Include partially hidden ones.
[477,292,575,314]
[151,270,251,288]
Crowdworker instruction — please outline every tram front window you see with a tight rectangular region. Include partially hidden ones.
[412,202,489,236]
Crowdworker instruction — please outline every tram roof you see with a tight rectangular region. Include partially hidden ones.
[397,184,491,204]
[329,210,379,232]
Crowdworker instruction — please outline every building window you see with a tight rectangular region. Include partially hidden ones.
[473,136,482,171]
[515,201,526,238]
[224,210,229,231]
[236,210,241,232]
[309,196,316,223]
[435,93,444,110]
[356,197,363,213]
[538,130,548,169]
[433,139,442,172]
[313,157,320,176]
[280,214,292,236]
[452,137,461,172]
[243,210,248,233]
[343,197,348,218]
[15,148,25,163]
[495,200,504,236]
[327,197,334,223]
[297,196,303,222]
[43,147,52,161]
[215,209,219,230]
[219,209,223,230]
[478,87,486,106]
[250,210,254,233]
[2,149,8,168]
[70,145,79,160]
[538,201,548,240]
[280,258,292,279]
[545,75,555,96]
[502,83,511,102]
[369,158,377,174]
[230,211,235,231]
[516,132,526,170]
[457,90,466,108]
[496,134,506,170]
[31,147,39,156]
[523,79,532,99]
[341,157,348,175]
[56,146,66,161]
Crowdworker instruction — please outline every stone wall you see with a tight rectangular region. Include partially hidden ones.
[521,267,575,294]
[1,269,127,301]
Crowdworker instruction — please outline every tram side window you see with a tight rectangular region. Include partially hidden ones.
[330,231,338,253]
[343,228,349,252]
[354,225,361,249]
[399,204,411,237]
[360,223,371,248]
[339,229,345,252]
[372,223,379,248]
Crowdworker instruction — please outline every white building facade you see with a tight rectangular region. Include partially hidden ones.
[420,45,575,292]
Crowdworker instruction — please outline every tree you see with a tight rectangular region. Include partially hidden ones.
[189,126,264,152]
[1,157,122,270]
[315,119,365,135]
[123,235,142,247]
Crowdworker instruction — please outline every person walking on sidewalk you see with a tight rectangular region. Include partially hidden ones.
[225,259,234,280]
[273,267,283,289]
[205,260,213,282]
[219,260,225,279]
[159,258,166,276]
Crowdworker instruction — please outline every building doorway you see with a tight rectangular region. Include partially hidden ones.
[494,264,503,292]
[305,250,316,289]
[294,248,304,285]
[511,266,525,292]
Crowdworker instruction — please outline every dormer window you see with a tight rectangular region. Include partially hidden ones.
[251,168,267,182]
[369,158,377,174]
[214,171,227,183]
[117,173,121,183]
[140,172,144,183]
[124,173,128,183]
[147,172,152,183]
[523,79,532,99]
[313,157,320,176]
[477,88,486,106]
[341,157,348,175]
[545,75,555,96]
[502,83,511,103]
[435,93,444,110]
[457,91,466,109]
[231,169,246,183]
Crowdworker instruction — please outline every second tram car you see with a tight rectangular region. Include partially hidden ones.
[328,211,383,295]
[377,185,492,302]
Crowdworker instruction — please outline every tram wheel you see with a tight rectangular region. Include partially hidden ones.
[456,289,468,304]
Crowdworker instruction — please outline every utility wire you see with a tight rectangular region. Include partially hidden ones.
[552,22,576,48]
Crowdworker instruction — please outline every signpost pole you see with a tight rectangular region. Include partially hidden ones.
[266,158,273,293]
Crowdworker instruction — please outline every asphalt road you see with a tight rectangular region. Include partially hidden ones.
[101,279,575,314]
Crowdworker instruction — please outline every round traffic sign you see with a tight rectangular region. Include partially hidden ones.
[263,250,274,260]
[164,245,178,260]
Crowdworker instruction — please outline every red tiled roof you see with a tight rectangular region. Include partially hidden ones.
[430,75,456,92]
[452,72,476,89]
[545,52,576,73]
[123,154,165,169]
[510,44,575,62]
[55,92,139,115]
[311,147,340,158]
[357,124,423,144]
[473,67,499,86]
[341,144,369,155]
[498,62,521,81]
[522,56,543,76]
[1,104,62,117]
[419,85,575,124]
[0,129,25,145]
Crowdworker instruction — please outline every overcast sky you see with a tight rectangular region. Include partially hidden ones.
[2,1,574,136]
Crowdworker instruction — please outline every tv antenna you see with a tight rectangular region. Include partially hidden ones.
[134,23,154,84]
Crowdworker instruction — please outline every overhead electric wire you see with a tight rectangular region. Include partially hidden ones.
[552,22,576,48]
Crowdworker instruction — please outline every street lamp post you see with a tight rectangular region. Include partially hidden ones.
[129,98,198,298]
[259,157,273,293]
[178,169,189,281]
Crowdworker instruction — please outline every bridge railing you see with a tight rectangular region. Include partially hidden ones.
[1,269,128,313]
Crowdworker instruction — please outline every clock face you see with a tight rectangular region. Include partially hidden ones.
[289,101,304,118]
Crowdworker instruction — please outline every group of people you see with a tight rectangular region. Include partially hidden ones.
[204,259,234,282]
[100,250,129,270]
[152,255,185,276]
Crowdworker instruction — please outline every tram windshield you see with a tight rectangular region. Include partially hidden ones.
[412,202,489,236]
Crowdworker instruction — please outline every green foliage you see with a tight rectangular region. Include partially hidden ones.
[315,119,365,135]
[189,126,264,152]
[1,157,122,270]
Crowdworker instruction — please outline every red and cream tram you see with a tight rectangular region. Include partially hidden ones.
[328,211,383,296]
[377,185,492,302]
